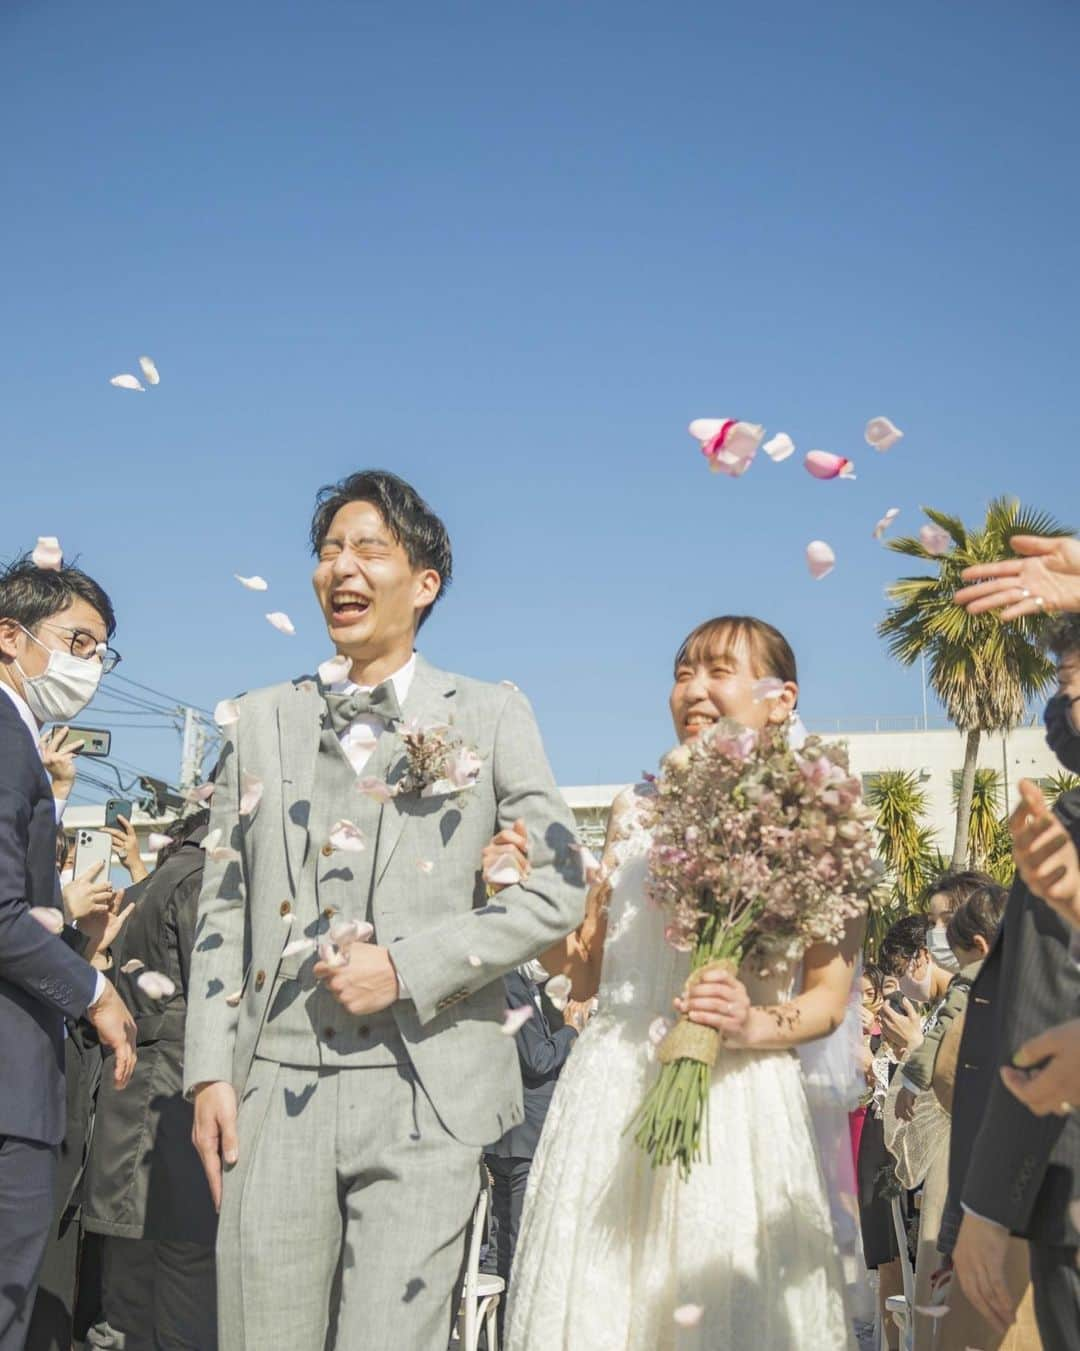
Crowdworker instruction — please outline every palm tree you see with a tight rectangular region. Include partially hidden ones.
[955,768,1002,871]
[1042,771,1080,801]
[864,771,938,955]
[880,497,1070,869]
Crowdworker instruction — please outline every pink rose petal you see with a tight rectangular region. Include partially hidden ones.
[752,676,785,703]
[762,432,795,462]
[185,782,216,805]
[546,973,572,1011]
[501,1005,534,1036]
[484,854,522,887]
[282,937,316,960]
[31,536,63,570]
[138,355,160,386]
[120,958,145,974]
[355,776,395,804]
[225,989,242,1007]
[318,653,352,685]
[29,906,64,934]
[110,373,144,391]
[873,507,901,541]
[239,772,264,817]
[689,418,764,477]
[920,523,952,556]
[328,916,374,947]
[804,450,855,481]
[234,574,268,591]
[673,1304,703,1328]
[213,699,240,729]
[417,860,434,874]
[137,970,176,1000]
[865,416,904,451]
[327,820,365,854]
[806,540,836,580]
[265,611,295,636]
[147,833,172,852]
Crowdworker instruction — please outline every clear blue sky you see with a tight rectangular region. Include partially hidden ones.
[3,0,1079,801]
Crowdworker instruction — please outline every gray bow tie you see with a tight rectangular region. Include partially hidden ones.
[322,681,402,734]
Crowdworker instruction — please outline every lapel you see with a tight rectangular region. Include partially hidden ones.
[373,655,458,887]
[276,677,324,890]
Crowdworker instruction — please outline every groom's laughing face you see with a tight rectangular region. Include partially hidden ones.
[312,500,441,659]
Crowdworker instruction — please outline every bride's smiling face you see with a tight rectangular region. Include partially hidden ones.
[669,631,798,743]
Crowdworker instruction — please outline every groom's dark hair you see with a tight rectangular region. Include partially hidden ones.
[309,470,453,630]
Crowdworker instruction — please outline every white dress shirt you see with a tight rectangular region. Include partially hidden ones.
[0,681,106,1005]
[327,652,417,774]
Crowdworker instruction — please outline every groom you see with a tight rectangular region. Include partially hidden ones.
[184,470,585,1350]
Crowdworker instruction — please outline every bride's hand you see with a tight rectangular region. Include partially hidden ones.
[675,968,752,1044]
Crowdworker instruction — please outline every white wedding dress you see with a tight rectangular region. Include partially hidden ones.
[505,791,855,1351]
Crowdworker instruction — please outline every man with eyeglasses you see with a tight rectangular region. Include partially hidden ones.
[0,552,136,1351]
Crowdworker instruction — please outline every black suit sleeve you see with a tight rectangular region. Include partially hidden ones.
[505,974,577,1083]
[0,740,98,1019]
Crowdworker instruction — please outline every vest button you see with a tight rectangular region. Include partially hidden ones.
[279,900,291,916]
[323,1027,336,1040]
[358,1025,370,1037]
[321,844,334,858]
[322,907,337,920]
[254,970,266,992]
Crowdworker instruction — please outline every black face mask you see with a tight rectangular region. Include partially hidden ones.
[1044,692,1080,773]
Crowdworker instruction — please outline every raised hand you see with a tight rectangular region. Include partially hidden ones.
[104,814,149,883]
[955,534,1080,620]
[39,725,80,802]
[481,818,530,891]
[79,893,135,960]
[192,1080,240,1211]
[85,979,137,1089]
[62,860,114,924]
[1009,779,1080,930]
[879,997,925,1060]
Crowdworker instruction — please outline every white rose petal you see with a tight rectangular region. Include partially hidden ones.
[213,699,240,729]
[865,416,904,451]
[501,1005,534,1036]
[673,1304,704,1328]
[137,970,176,1000]
[417,860,434,874]
[120,958,145,974]
[265,611,296,636]
[185,782,216,805]
[317,940,348,969]
[200,828,223,854]
[29,906,64,934]
[328,916,374,947]
[138,355,160,385]
[806,540,836,580]
[234,574,268,591]
[147,833,172,852]
[483,854,522,887]
[872,507,901,541]
[762,432,795,462]
[239,772,264,816]
[207,845,242,863]
[920,523,952,556]
[282,938,316,960]
[467,954,483,968]
[224,989,243,1007]
[545,973,572,1011]
[355,776,395,803]
[110,373,145,391]
[318,653,352,685]
[649,1017,671,1046]
[31,536,63,570]
[327,820,365,854]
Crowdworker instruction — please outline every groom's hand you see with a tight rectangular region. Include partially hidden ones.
[315,943,400,1015]
[192,1081,239,1212]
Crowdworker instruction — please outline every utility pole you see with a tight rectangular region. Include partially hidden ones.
[178,706,208,794]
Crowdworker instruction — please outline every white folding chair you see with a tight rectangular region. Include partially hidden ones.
[880,1196,915,1351]
[457,1185,506,1351]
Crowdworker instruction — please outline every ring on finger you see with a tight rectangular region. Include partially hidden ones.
[1035,596,1046,609]
[1020,588,1031,599]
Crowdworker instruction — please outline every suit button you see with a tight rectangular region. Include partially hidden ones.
[358,1025,370,1037]
[254,970,266,992]
[322,907,337,920]
[321,844,334,858]
[279,900,292,917]
[323,1027,335,1040]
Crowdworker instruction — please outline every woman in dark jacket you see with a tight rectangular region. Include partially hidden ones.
[82,811,217,1351]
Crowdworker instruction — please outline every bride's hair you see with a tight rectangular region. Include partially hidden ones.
[673,615,797,685]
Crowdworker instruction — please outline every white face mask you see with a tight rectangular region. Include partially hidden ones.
[15,627,103,724]
[927,926,961,973]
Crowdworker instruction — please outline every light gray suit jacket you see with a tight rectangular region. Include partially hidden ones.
[183,657,586,1146]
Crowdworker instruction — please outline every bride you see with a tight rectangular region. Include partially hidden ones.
[504,615,863,1351]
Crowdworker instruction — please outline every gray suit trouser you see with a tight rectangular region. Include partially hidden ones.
[0,1135,56,1351]
[217,1060,480,1351]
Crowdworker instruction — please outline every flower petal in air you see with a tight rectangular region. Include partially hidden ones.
[690,418,764,477]
[501,1005,534,1036]
[32,536,63,570]
[752,677,785,703]
[804,451,855,481]
[355,776,395,803]
[207,844,242,863]
[920,523,952,556]
[29,906,64,934]
[546,974,572,1011]
[318,653,351,685]
[327,820,365,853]
[484,854,522,887]
[762,432,795,462]
[137,970,176,1000]
[214,699,240,729]
[265,611,296,636]
[806,541,836,580]
[282,938,316,960]
[138,356,160,386]
[234,574,268,591]
[872,507,901,541]
[110,373,144,391]
[185,782,216,805]
[120,958,145,974]
[673,1304,704,1328]
[865,416,903,451]
[147,833,172,852]
[239,772,264,817]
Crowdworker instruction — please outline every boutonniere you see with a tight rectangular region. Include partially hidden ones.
[396,718,483,799]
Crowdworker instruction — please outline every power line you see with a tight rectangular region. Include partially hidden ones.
[107,672,213,719]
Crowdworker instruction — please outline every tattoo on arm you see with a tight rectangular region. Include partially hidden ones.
[762,1004,802,1035]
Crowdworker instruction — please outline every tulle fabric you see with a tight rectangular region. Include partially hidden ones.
[505,801,855,1351]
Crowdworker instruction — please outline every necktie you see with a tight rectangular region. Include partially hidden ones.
[322,681,402,734]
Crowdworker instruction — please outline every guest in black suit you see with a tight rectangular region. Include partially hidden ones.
[948,626,1080,1348]
[0,554,136,1351]
[484,967,577,1337]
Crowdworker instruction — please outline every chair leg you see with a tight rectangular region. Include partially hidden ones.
[485,1295,501,1351]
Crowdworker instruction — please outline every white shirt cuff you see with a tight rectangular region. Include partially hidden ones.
[900,1073,923,1095]
[961,1203,1008,1232]
[91,971,107,1008]
[54,796,67,823]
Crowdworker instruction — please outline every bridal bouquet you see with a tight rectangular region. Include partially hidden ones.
[630,719,879,1179]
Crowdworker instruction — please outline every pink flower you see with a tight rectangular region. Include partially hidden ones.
[709,726,757,764]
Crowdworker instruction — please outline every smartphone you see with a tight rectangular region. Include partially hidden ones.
[104,798,133,830]
[73,828,114,880]
[65,726,112,758]
[885,991,910,1016]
